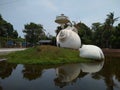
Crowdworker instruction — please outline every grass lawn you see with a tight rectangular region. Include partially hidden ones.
[0,45,91,65]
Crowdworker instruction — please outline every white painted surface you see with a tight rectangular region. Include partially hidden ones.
[56,26,81,49]
[79,45,104,60]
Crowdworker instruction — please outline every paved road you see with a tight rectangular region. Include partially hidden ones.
[0,48,26,55]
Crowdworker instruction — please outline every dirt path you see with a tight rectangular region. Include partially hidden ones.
[0,48,26,55]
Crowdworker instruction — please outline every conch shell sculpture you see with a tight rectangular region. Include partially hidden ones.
[56,26,81,49]
[56,26,104,60]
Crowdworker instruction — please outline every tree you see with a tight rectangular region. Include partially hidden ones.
[55,26,62,36]
[112,23,120,48]
[23,22,45,45]
[0,15,7,37]
[91,22,104,47]
[76,22,92,44]
[92,22,102,31]
[55,23,69,36]
[0,14,19,47]
[103,12,119,48]
[0,14,18,38]
[12,30,18,39]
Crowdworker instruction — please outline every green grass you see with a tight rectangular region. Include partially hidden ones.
[1,45,91,64]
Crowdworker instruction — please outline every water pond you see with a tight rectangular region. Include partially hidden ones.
[0,55,120,90]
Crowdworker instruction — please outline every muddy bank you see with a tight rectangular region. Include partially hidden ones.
[102,49,120,57]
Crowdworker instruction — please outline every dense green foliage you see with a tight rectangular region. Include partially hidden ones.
[91,12,120,48]
[76,22,92,44]
[0,14,18,38]
[0,14,20,47]
[4,45,90,64]
[23,22,47,45]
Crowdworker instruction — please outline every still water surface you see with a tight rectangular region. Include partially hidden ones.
[0,56,120,90]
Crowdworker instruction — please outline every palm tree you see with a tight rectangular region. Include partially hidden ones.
[103,12,119,48]
[106,12,119,27]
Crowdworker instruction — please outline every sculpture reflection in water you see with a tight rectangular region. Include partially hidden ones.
[54,61,104,88]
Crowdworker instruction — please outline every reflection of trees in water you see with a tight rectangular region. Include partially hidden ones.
[78,71,88,78]
[54,78,68,88]
[0,61,17,79]
[92,57,120,90]
[0,85,2,90]
[22,65,44,81]
[0,81,2,90]
[22,64,58,81]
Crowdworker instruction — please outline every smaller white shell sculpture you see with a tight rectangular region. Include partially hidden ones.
[56,26,81,49]
[79,45,104,60]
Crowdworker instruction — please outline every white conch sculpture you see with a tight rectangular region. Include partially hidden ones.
[56,26,81,49]
[79,45,104,60]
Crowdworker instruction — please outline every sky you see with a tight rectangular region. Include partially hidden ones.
[0,0,120,37]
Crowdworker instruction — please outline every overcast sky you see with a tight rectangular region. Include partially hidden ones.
[0,0,120,37]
